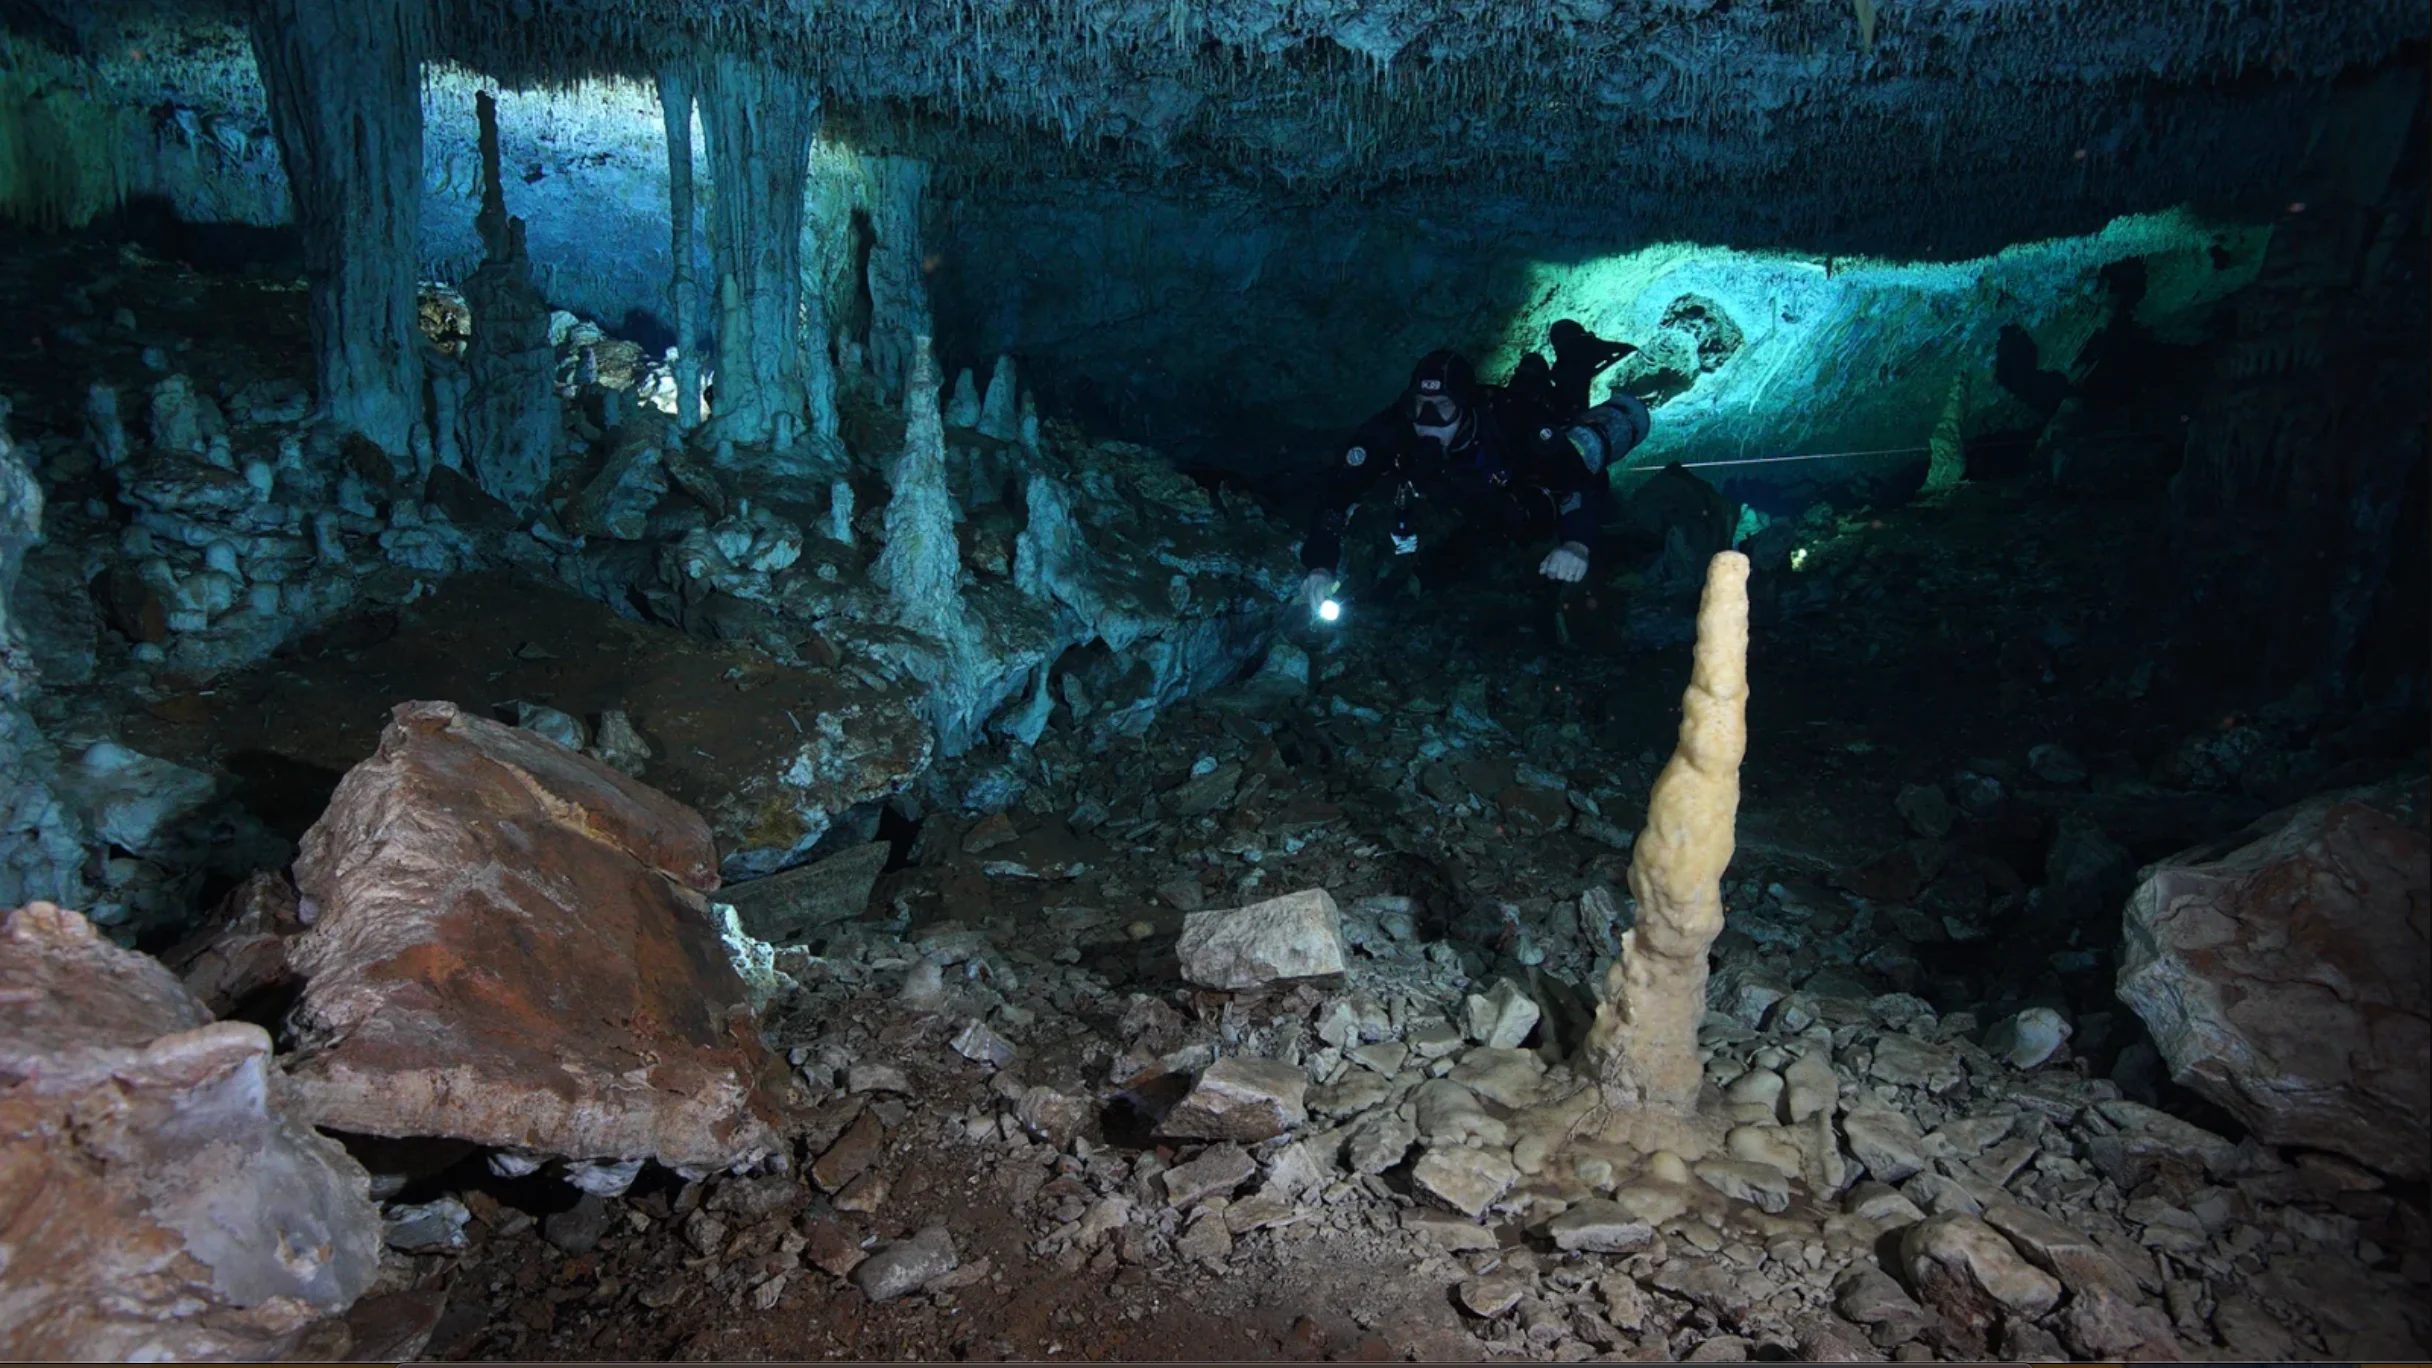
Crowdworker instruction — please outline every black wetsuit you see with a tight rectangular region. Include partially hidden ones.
[1301,387,1604,573]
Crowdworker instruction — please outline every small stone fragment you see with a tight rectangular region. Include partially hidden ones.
[1447,1047,1546,1109]
[1176,889,1348,990]
[1900,1211,2062,1352]
[542,1194,611,1255]
[1413,1145,1519,1219]
[1345,1110,1419,1175]
[834,1170,890,1214]
[1843,1106,1929,1184]
[1546,1200,1657,1253]
[852,1226,958,1303]
[1459,1271,1532,1319]
[812,1111,885,1192]
[1693,1158,1791,1213]
[1162,1142,1257,1207]
[1160,1057,1309,1142]
[1895,784,1956,838]
[1464,978,1542,1049]
[1983,1007,2072,1070]
[1403,1208,1501,1250]
[847,1063,912,1095]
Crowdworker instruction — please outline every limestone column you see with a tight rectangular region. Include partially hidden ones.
[248,0,427,459]
[864,157,935,405]
[458,91,560,512]
[694,53,828,450]
[656,65,702,432]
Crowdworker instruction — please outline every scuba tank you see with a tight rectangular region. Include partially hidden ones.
[1563,395,1652,474]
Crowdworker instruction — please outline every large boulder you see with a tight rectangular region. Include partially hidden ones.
[2116,778,2429,1177]
[0,901,381,1359]
[281,700,798,1168]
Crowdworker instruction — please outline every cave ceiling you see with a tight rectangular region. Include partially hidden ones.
[20,0,2430,255]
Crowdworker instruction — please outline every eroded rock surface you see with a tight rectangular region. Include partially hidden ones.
[282,700,797,1167]
[0,901,381,1360]
[2118,777,2430,1176]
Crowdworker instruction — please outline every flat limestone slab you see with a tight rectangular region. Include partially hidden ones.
[282,700,797,1168]
[721,841,892,942]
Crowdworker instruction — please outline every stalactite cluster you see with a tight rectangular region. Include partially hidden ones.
[321,0,2424,251]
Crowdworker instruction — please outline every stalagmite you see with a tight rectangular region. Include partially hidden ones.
[828,479,854,546]
[977,355,1021,441]
[1586,551,1750,1113]
[945,367,983,428]
[656,66,702,432]
[874,338,964,622]
[82,384,128,469]
[693,53,830,451]
[248,0,427,459]
[863,157,935,404]
[458,91,560,514]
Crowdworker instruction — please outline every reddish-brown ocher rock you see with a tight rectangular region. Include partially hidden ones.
[281,699,797,1168]
[0,901,381,1359]
[2118,776,2429,1178]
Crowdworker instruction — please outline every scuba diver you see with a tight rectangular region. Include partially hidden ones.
[1298,347,1651,620]
[1547,318,1638,415]
[1503,318,1638,418]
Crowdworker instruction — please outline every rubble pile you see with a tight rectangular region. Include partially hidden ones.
[185,528,2400,1361]
[335,853,2425,1361]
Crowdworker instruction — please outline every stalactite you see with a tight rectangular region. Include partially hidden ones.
[656,65,702,432]
[248,0,429,459]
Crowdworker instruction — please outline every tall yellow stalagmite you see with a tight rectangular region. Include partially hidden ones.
[1587,551,1750,1112]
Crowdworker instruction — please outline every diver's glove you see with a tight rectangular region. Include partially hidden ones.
[1303,569,1338,614]
[1539,542,1591,583]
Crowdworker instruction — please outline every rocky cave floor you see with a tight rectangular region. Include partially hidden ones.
[125,506,2432,1364]
[14,236,2431,1364]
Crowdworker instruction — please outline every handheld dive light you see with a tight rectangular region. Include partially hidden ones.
[1317,596,1343,623]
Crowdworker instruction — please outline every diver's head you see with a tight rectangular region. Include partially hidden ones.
[1405,349,1475,436]
[1549,318,1588,350]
